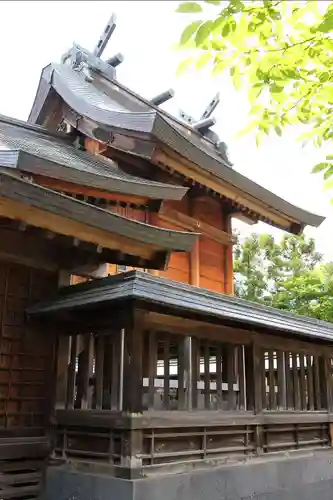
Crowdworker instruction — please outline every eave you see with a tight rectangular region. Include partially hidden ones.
[0,172,197,269]
[0,114,187,203]
[28,64,325,234]
[27,270,333,344]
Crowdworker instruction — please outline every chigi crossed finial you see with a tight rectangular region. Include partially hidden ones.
[179,92,220,134]
[61,13,229,163]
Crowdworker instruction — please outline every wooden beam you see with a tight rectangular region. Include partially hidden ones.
[0,226,59,272]
[84,137,108,155]
[0,197,156,261]
[31,174,151,207]
[0,225,128,275]
[159,208,235,246]
[153,148,296,230]
[142,311,333,357]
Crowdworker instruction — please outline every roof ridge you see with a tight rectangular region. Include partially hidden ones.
[110,77,220,149]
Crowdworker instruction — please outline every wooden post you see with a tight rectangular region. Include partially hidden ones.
[163,336,170,410]
[66,335,78,409]
[307,354,315,411]
[55,271,71,409]
[329,423,333,447]
[55,336,70,410]
[277,350,287,410]
[292,352,300,410]
[253,342,263,414]
[94,335,105,410]
[148,331,157,409]
[121,429,143,472]
[320,356,332,412]
[191,337,199,409]
[224,213,234,295]
[189,196,200,288]
[184,336,193,410]
[122,312,144,413]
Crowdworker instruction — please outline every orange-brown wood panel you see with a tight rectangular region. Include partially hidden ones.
[160,251,190,284]
[164,196,190,216]
[200,277,224,293]
[71,192,233,294]
[192,196,229,294]
[193,196,223,227]
[199,236,226,293]
[110,206,147,222]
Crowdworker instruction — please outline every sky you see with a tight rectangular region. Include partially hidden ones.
[0,1,332,258]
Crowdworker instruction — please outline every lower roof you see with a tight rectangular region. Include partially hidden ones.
[0,172,197,268]
[27,270,333,343]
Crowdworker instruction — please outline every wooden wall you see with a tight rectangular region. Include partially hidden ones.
[152,195,232,294]
[72,194,234,295]
[73,139,234,294]
[0,261,57,433]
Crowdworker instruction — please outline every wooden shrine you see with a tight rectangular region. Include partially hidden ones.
[0,13,331,500]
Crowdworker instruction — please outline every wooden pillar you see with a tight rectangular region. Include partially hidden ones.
[249,341,262,414]
[189,197,200,287]
[123,312,144,413]
[121,429,143,470]
[184,337,193,410]
[329,423,333,447]
[224,214,234,295]
[54,271,71,409]
[277,350,287,410]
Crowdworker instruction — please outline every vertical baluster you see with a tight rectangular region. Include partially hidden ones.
[95,335,104,410]
[66,335,78,410]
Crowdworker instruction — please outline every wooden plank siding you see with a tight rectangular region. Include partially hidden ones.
[0,260,58,432]
[71,193,234,295]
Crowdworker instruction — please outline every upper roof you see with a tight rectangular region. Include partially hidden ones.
[28,60,325,233]
[27,270,333,344]
[0,114,187,202]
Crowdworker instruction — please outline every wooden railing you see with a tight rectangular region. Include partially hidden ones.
[51,410,332,477]
[51,318,333,476]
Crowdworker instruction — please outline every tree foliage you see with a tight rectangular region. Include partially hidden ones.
[176,0,333,188]
[234,233,333,321]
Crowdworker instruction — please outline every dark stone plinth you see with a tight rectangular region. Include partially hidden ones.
[43,450,333,500]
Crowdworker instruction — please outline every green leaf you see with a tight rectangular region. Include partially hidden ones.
[270,84,284,94]
[229,17,237,32]
[195,20,213,45]
[324,178,333,192]
[324,166,333,180]
[319,71,330,82]
[204,0,221,4]
[222,22,230,37]
[196,52,212,70]
[275,125,282,137]
[180,20,202,45]
[231,66,242,90]
[176,2,202,13]
[311,162,329,174]
[176,57,193,76]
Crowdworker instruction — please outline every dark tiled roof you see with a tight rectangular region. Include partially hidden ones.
[0,114,187,201]
[27,270,333,343]
[29,64,325,231]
